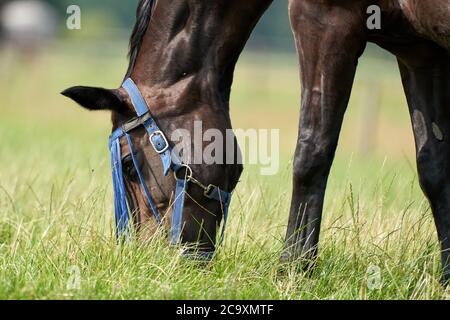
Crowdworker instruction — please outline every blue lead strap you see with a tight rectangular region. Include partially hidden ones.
[201,185,231,244]
[220,195,231,245]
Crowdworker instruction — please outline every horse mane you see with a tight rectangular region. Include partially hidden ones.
[125,0,155,78]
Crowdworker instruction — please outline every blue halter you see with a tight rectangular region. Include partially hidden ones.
[108,78,232,246]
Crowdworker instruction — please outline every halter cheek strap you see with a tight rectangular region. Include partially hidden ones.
[108,78,232,247]
[123,78,173,176]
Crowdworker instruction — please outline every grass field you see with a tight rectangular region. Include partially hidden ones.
[0,41,449,299]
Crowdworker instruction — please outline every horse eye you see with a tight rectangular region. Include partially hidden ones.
[122,155,138,180]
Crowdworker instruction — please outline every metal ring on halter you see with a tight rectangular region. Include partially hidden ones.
[173,164,193,181]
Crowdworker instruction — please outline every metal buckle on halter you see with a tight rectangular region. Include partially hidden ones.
[149,130,169,154]
[173,164,193,181]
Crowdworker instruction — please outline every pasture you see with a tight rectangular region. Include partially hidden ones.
[0,41,448,299]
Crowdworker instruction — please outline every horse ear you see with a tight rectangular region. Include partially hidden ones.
[61,86,127,113]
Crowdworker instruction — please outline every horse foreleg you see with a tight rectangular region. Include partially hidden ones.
[398,46,450,284]
[282,1,367,267]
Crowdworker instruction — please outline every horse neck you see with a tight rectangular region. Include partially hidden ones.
[129,0,272,107]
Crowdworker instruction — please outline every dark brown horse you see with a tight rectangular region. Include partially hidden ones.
[282,0,450,283]
[62,0,450,281]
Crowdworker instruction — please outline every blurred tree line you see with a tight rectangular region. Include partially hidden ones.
[43,0,295,51]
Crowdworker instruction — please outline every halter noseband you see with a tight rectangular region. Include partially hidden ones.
[108,78,232,246]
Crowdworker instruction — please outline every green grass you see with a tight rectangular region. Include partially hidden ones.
[0,42,449,299]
